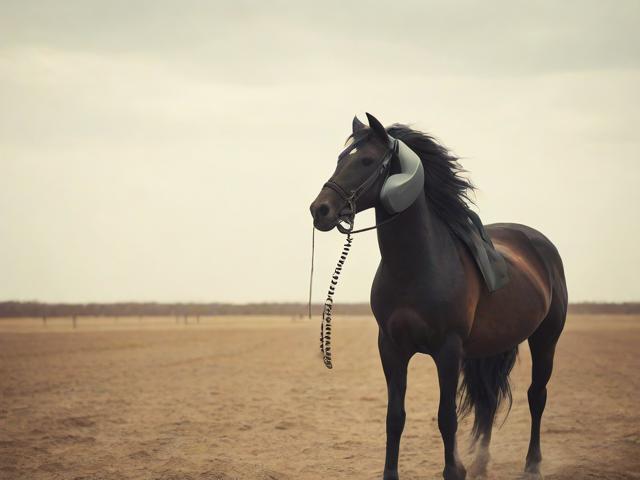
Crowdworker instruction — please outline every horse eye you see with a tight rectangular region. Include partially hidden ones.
[361,157,374,166]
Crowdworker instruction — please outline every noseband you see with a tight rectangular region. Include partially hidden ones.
[321,137,397,234]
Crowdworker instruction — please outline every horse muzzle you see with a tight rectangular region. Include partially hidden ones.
[310,199,338,231]
[309,196,354,232]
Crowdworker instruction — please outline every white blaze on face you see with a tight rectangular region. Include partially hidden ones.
[340,137,358,157]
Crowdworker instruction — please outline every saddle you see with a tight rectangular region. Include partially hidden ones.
[452,210,509,292]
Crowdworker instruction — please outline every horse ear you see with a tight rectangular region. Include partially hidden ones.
[366,112,388,141]
[352,115,366,133]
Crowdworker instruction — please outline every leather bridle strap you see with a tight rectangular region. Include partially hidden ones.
[348,212,402,234]
[322,180,353,202]
[321,139,399,234]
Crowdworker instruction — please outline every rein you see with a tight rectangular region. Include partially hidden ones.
[309,140,404,369]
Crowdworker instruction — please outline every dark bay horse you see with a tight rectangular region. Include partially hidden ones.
[309,114,567,480]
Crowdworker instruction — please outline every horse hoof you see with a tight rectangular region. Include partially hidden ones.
[443,463,467,480]
[520,463,543,480]
[467,450,490,478]
[383,471,399,480]
[519,472,543,480]
[468,467,488,480]
[467,465,488,479]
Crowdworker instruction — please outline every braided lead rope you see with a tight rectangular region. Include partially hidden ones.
[320,233,353,369]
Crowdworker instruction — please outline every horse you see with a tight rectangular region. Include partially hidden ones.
[309,113,567,480]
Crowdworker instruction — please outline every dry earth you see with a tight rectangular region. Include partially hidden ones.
[0,314,639,480]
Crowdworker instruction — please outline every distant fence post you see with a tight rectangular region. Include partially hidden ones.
[72,315,77,329]
[42,316,47,327]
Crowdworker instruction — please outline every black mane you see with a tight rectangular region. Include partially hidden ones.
[387,124,475,234]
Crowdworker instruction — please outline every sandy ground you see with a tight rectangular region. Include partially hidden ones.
[0,314,639,480]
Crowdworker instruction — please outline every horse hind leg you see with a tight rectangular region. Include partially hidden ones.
[467,430,491,479]
[523,300,566,478]
[459,347,518,479]
[523,340,556,478]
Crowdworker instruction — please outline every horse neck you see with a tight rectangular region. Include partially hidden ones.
[375,194,455,276]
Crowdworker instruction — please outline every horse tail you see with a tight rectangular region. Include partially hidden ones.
[458,346,518,443]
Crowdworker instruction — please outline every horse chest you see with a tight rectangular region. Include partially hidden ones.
[370,264,463,351]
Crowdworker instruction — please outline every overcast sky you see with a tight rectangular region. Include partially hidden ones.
[1,1,639,303]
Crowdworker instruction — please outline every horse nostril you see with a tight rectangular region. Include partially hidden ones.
[316,203,330,218]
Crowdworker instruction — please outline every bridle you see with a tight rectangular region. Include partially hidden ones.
[321,136,399,235]
[313,135,405,369]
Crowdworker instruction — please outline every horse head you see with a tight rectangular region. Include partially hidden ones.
[309,113,424,233]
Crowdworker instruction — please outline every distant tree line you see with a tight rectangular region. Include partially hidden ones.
[567,302,640,315]
[0,301,638,318]
[0,301,372,318]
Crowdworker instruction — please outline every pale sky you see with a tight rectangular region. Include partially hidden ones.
[1,1,639,303]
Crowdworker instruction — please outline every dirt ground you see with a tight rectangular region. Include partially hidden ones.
[0,314,639,480]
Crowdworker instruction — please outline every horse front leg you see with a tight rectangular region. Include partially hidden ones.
[435,333,466,480]
[378,329,409,480]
